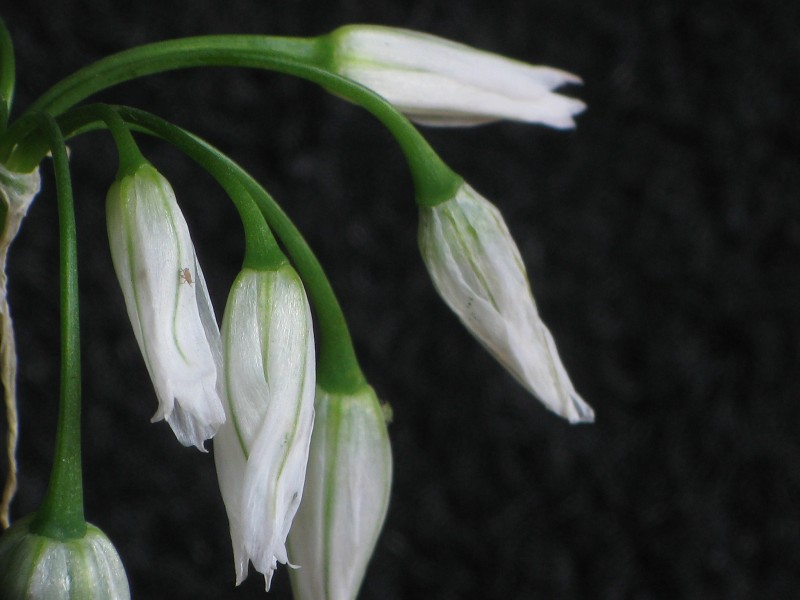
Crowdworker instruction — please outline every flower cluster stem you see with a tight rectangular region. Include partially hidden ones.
[0,34,462,205]
[29,113,86,540]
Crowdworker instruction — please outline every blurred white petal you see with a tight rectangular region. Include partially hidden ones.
[331,25,585,128]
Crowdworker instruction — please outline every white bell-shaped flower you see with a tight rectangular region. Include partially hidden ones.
[328,25,585,128]
[0,515,130,600]
[288,384,392,600]
[214,265,316,590]
[419,182,594,423]
[106,162,224,450]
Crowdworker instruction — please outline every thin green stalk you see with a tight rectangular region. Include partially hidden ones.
[29,113,86,540]
[0,16,14,132]
[101,104,283,271]
[0,35,461,205]
[97,105,146,176]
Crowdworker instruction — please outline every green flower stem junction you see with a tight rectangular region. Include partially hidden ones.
[99,105,284,272]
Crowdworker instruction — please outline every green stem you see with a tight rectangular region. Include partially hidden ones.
[100,105,283,270]
[29,113,86,540]
[0,34,461,204]
[0,16,14,132]
[97,105,146,176]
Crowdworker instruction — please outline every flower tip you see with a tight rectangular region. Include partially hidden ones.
[565,392,595,424]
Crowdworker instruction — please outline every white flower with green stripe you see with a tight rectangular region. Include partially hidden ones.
[214,265,316,590]
[106,162,225,449]
[288,384,392,600]
[0,515,130,599]
[418,183,594,423]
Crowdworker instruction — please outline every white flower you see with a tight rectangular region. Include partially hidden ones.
[106,162,224,450]
[213,265,316,590]
[288,385,392,600]
[418,182,594,423]
[328,25,585,128]
[0,514,130,599]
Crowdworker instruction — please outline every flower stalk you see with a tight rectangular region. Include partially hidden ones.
[29,113,86,540]
[0,34,460,207]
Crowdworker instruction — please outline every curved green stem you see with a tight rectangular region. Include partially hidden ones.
[97,105,146,176]
[29,113,86,540]
[0,34,461,204]
[101,104,283,271]
[40,104,360,390]
[114,107,364,392]
[0,16,14,132]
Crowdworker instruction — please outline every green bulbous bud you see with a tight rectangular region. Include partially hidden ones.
[0,515,130,600]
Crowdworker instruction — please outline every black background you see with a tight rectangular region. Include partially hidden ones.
[1,1,799,599]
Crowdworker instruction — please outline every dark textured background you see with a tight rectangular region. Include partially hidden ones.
[2,1,799,598]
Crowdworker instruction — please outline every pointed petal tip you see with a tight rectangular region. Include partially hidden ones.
[565,393,595,424]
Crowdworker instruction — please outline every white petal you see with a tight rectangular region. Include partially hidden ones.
[217,267,316,589]
[106,164,224,449]
[332,25,584,128]
[419,183,593,423]
[288,385,392,600]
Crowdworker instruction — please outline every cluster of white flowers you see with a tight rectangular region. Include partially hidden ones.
[97,25,590,600]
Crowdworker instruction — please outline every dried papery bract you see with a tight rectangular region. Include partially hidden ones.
[106,162,225,450]
[214,265,316,590]
[0,163,41,527]
[419,183,594,423]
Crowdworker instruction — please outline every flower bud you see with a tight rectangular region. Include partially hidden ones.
[213,265,316,590]
[288,385,392,600]
[418,182,594,423]
[0,515,130,599]
[106,162,224,450]
[328,25,585,128]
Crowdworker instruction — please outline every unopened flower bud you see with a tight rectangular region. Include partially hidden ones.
[288,384,392,600]
[419,182,594,423]
[327,25,585,128]
[0,515,130,599]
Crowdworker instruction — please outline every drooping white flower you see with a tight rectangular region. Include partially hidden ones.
[106,162,224,450]
[418,182,594,423]
[0,514,130,599]
[214,265,316,590]
[328,25,585,128]
[288,384,392,600]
